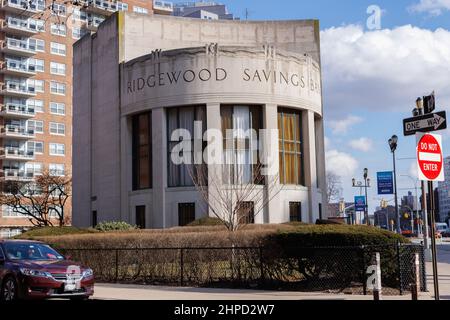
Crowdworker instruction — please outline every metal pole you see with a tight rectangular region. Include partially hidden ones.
[365,179,369,226]
[428,181,440,300]
[415,182,420,236]
[411,253,420,300]
[393,151,401,233]
[373,252,382,300]
[422,181,430,252]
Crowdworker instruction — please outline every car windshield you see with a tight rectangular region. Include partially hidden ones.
[4,243,65,261]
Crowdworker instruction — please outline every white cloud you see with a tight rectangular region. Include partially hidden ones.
[409,161,419,179]
[327,115,363,134]
[349,137,374,152]
[409,0,450,16]
[326,149,359,177]
[321,25,450,118]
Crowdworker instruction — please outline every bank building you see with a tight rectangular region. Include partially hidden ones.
[72,12,327,228]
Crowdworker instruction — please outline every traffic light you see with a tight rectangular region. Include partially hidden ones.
[423,92,435,114]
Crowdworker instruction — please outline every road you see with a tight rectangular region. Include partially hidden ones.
[426,241,450,300]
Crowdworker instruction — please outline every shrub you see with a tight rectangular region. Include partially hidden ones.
[15,226,98,240]
[269,224,408,248]
[187,217,223,227]
[95,221,137,232]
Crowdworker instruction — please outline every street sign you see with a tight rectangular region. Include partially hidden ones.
[416,133,444,182]
[403,111,447,136]
[354,196,366,212]
[377,171,394,195]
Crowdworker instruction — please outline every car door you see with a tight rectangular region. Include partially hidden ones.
[0,245,6,287]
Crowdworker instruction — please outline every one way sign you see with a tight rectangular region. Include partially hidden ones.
[403,111,447,136]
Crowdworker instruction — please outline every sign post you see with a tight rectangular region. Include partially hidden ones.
[416,132,444,300]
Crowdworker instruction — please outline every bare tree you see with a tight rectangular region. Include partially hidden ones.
[189,162,282,232]
[0,170,71,227]
[326,171,342,204]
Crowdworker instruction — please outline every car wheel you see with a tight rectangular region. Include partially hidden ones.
[1,277,18,301]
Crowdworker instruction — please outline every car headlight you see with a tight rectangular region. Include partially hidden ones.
[82,268,93,278]
[19,268,51,278]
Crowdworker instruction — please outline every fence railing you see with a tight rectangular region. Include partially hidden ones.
[58,243,426,295]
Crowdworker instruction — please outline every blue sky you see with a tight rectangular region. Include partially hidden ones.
[174,1,450,214]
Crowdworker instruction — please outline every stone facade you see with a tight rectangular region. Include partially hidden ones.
[73,12,327,228]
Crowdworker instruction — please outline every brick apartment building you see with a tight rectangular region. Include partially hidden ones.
[0,0,173,238]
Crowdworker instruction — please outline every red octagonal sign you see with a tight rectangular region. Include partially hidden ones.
[417,133,444,181]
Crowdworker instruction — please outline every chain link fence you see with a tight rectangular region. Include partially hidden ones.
[58,243,426,295]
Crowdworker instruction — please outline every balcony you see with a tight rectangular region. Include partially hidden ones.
[153,0,173,15]
[0,103,35,118]
[0,17,39,37]
[0,82,36,98]
[0,125,35,139]
[0,169,35,181]
[83,0,116,16]
[0,60,36,77]
[0,147,34,160]
[0,0,43,16]
[0,38,36,57]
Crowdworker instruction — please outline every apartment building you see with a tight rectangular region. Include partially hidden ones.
[0,0,154,238]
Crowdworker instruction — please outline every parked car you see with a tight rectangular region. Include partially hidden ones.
[0,240,94,301]
[441,228,450,238]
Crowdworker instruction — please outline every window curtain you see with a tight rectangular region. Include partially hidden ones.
[278,109,303,185]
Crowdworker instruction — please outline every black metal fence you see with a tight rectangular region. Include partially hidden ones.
[58,243,426,296]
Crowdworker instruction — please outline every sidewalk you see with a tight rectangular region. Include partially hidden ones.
[93,283,433,300]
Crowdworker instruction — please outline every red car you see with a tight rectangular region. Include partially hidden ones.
[0,240,94,300]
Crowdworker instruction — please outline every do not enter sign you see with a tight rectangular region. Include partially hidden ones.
[416,133,444,181]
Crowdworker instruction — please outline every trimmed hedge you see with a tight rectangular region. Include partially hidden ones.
[95,221,137,232]
[187,217,224,227]
[14,226,98,240]
[268,224,408,248]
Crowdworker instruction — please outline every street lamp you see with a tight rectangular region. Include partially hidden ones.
[401,174,421,236]
[388,135,401,234]
[352,169,371,226]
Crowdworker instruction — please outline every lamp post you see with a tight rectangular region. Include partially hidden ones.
[352,170,371,226]
[388,135,401,233]
[401,175,421,236]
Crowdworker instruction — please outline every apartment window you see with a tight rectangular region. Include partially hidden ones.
[28,120,43,134]
[178,203,195,226]
[133,6,148,14]
[50,102,65,115]
[28,99,44,113]
[27,141,44,154]
[50,81,65,95]
[29,39,45,52]
[36,20,45,32]
[49,143,65,156]
[136,206,146,229]
[51,23,66,36]
[289,202,302,222]
[29,58,44,72]
[167,106,206,187]
[31,79,44,92]
[50,62,66,76]
[278,109,304,185]
[221,105,262,185]
[72,27,85,40]
[132,112,152,190]
[238,202,255,225]
[25,162,42,175]
[49,122,65,135]
[49,163,65,176]
[117,1,128,11]
[50,42,66,56]
[53,3,66,16]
